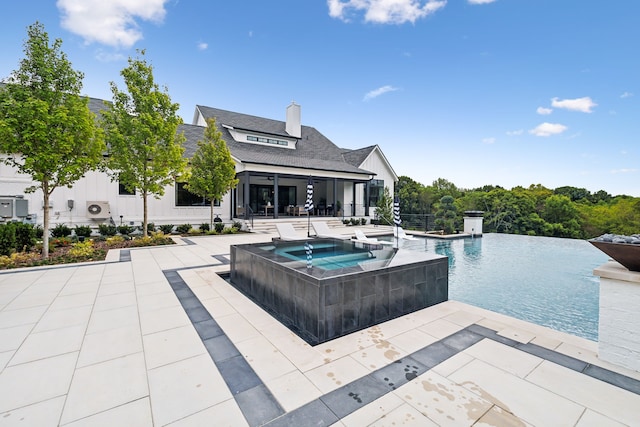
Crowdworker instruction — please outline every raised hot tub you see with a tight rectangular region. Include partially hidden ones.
[229,238,448,345]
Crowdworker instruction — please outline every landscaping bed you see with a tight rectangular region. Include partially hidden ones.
[0,233,175,270]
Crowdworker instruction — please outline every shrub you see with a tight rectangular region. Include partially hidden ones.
[232,221,243,230]
[117,225,134,235]
[50,237,73,247]
[199,223,210,233]
[35,225,44,239]
[158,224,174,234]
[0,255,12,269]
[51,223,72,238]
[176,224,192,234]
[214,222,224,233]
[343,219,350,225]
[0,224,17,256]
[98,224,117,236]
[130,231,174,247]
[3,252,41,268]
[360,218,367,226]
[74,225,93,238]
[14,223,36,252]
[68,240,96,259]
[222,226,236,234]
[350,218,359,226]
[106,235,126,247]
[147,222,156,233]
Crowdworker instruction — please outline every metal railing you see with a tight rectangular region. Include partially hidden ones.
[395,213,436,232]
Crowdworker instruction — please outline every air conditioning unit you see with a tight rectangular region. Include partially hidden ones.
[86,201,110,219]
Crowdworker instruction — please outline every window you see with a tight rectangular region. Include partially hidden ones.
[368,179,384,206]
[118,182,135,195]
[246,135,289,146]
[175,182,220,206]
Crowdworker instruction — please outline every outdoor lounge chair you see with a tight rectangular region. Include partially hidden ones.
[352,229,392,245]
[275,223,306,241]
[394,226,419,241]
[311,221,350,239]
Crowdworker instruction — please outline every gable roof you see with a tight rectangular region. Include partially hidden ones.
[196,105,374,176]
[341,145,377,168]
[342,144,399,182]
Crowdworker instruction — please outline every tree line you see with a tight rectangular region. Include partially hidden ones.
[395,176,640,239]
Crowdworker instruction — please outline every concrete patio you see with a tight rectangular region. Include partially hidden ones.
[1,228,639,426]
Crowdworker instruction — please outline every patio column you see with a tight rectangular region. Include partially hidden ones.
[243,172,250,219]
[333,178,337,217]
[273,174,279,219]
[365,181,370,217]
[352,182,356,216]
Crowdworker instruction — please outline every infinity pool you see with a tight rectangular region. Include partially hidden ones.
[381,233,608,341]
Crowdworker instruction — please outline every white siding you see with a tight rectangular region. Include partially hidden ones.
[350,147,397,217]
[0,165,230,227]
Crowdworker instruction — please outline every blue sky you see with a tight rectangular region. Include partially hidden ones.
[2,1,638,196]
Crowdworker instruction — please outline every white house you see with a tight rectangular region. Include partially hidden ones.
[0,99,398,228]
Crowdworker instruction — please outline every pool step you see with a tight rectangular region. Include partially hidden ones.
[249,218,346,235]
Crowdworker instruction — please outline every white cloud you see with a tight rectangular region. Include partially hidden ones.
[506,129,523,136]
[57,0,168,48]
[551,96,597,113]
[95,50,126,62]
[529,122,568,137]
[620,91,633,98]
[536,107,552,115]
[328,0,447,24]
[197,42,208,51]
[363,85,398,101]
[482,137,496,144]
[468,0,496,4]
[610,168,638,174]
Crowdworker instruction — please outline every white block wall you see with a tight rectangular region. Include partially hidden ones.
[597,271,640,372]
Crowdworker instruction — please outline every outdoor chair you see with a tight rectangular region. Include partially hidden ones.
[275,223,307,241]
[312,221,349,239]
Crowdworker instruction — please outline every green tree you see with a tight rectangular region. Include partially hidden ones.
[434,195,458,234]
[0,22,105,258]
[102,50,187,237]
[396,175,435,214]
[374,187,393,225]
[554,186,591,202]
[186,118,239,227]
[430,178,462,200]
[542,194,582,238]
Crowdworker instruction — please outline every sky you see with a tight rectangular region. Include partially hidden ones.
[1,0,638,197]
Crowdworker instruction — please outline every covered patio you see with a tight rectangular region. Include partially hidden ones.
[230,172,376,220]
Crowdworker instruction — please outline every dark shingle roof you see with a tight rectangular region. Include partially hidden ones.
[196,105,373,176]
[88,97,108,116]
[179,124,205,158]
[341,145,377,168]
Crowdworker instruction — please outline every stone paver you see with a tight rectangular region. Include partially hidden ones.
[0,230,639,426]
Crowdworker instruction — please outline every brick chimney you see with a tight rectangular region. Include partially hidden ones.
[286,101,301,138]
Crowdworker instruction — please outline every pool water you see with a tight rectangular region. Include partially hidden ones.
[380,233,608,341]
[261,240,396,271]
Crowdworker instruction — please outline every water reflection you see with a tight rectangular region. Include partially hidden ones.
[463,236,483,261]
[380,233,607,341]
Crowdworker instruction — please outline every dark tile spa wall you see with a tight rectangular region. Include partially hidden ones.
[230,245,448,345]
